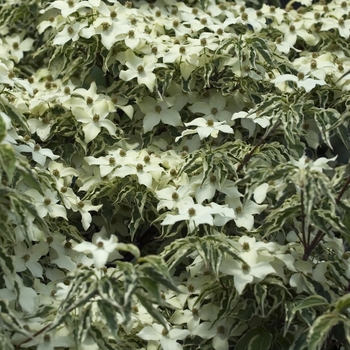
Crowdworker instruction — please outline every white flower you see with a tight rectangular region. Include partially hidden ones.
[41,0,92,18]
[321,17,350,39]
[25,189,67,220]
[52,20,89,46]
[70,199,103,231]
[13,242,49,278]
[138,96,182,133]
[73,235,120,268]
[226,197,267,231]
[161,203,216,232]
[156,185,194,211]
[220,256,275,294]
[176,118,233,141]
[191,303,235,350]
[119,49,166,92]
[189,92,231,123]
[272,74,327,93]
[4,34,34,63]
[72,99,117,143]
[14,140,59,166]
[137,323,190,350]
[290,155,337,172]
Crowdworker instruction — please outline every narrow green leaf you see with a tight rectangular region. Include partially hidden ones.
[293,295,329,312]
[247,331,273,350]
[0,113,6,143]
[98,300,118,337]
[138,277,161,302]
[335,294,350,313]
[0,144,15,182]
[307,313,342,350]
[236,327,272,350]
[136,291,168,329]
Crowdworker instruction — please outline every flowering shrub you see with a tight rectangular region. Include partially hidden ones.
[1,0,350,349]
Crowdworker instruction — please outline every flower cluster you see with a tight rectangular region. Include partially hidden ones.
[1,0,350,349]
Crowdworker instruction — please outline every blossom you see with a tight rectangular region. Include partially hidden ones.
[14,140,59,166]
[41,0,92,18]
[321,17,350,39]
[226,197,267,231]
[290,155,337,172]
[220,255,276,294]
[272,73,327,93]
[3,34,34,63]
[52,20,89,46]
[138,96,182,132]
[161,203,216,232]
[72,99,117,143]
[119,49,165,91]
[136,323,190,350]
[25,189,67,220]
[189,92,231,123]
[13,242,49,278]
[73,235,121,268]
[175,118,233,141]
[155,185,195,211]
[191,303,235,350]
[70,199,103,231]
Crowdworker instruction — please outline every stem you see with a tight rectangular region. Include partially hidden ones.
[15,324,51,349]
[237,121,281,172]
[302,230,325,261]
[302,168,350,261]
[300,189,307,246]
[336,172,350,204]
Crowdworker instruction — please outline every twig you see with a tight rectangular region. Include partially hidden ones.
[336,173,350,204]
[237,121,282,172]
[300,189,307,246]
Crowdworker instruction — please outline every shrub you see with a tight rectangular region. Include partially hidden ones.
[1,0,350,349]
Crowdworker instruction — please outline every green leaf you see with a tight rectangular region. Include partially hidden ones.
[136,290,168,329]
[15,160,45,195]
[0,113,6,143]
[247,331,273,350]
[0,245,14,274]
[138,277,161,302]
[0,144,15,182]
[293,295,329,312]
[335,294,350,313]
[236,327,273,350]
[98,300,119,337]
[307,313,344,350]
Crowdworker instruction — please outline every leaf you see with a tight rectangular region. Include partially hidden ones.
[0,245,14,274]
[0,144,15,182]
[236,327,273,350]
[293,295,329,312]
[136,290,168,329]
[307,312,344,350]
[247,331,273,350]
[98,300,119,337]
[0,113,6,143]
[15,160,45,195]
[138,277,161,302]
[335,294,350,313]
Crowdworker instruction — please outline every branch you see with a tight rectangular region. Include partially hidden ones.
[336,172,350,204]
[237,121,281,172]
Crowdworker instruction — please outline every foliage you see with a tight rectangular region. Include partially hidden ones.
[0,0,350,349]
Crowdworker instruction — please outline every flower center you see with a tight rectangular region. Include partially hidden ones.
[188,208,196,216]
[207,119,214,127]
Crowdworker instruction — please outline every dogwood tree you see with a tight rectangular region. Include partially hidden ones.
[1,0,350,349]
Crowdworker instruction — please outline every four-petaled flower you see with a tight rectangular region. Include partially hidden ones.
[73,235,121,268]
[119,49,166,91]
